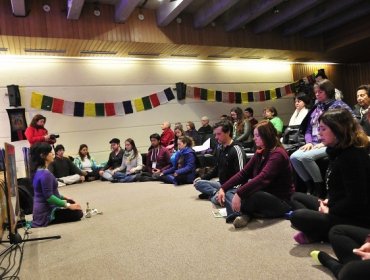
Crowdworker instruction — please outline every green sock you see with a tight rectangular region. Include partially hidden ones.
[310,250,321,265]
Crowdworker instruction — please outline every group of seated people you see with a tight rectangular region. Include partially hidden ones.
[25,79,370,280]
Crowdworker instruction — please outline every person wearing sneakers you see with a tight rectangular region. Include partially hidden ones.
[310,224,370,280]
[218,120,294,228]
[290,109,370,245]
[194,120,247,222]
[48,144,86,186]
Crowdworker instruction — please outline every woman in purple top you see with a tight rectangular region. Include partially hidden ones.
[30,142,83,227]
[217,120,295,229]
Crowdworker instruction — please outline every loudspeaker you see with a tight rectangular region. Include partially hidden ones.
[176,82,186,100]
[7,85,21,107]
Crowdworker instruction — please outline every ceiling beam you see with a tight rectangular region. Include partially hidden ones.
[253,0,323,34]
[66,0,85,20]
[156,0,194,27]
[304,2,370,37]
[225,0,284,32]
[283,0,362,36]
[193,0,239,29]
[10,0,27,16]
[114,0,142,23]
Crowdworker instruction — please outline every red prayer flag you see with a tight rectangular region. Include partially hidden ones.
[228,92,235,103]
[149,93,160,107]
[52,98,64,113]
[259,91,266,101]
[105,103,116,116]
[285,85,293,95]
[194,87,201,100]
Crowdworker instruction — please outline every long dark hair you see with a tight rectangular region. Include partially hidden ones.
[30,114,46,128]
[125,138,138,158]
[255,120,282,150]
[78,144,91,160]
[319,109,369,149]
[30,142,52,179]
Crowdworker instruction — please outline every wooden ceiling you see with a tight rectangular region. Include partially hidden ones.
[1,0,370,63]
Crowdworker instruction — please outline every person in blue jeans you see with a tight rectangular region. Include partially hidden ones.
[193,120,247,222]
[111,138,143,183]
[159,136,196,185]
[290,79,354,197]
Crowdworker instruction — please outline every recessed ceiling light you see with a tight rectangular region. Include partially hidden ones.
[42,4,50,12]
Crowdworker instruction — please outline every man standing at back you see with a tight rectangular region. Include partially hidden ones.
[160,121,175,148]
[194,120,247,222]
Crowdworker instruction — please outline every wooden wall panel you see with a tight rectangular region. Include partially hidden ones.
[293,63,370,107]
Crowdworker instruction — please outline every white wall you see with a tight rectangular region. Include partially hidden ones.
[0,56,295,177]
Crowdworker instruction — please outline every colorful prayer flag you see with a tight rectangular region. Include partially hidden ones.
[134,98,144,112]
[84,103,96,117]
[41,95,53,111]
[52,98,64,113]
[105,103,115,116]
[74,102,84,117]
[31,92,43,109]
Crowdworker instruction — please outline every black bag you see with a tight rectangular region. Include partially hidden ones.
[282,125,305,145]
[17,178,34,215]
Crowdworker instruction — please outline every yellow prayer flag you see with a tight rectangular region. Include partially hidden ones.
[270,88,277,99]
[207,89,215,102]
[85,102,96,117]
[31,92,43,109]
[134,98,144,112]
[241,92,248,104]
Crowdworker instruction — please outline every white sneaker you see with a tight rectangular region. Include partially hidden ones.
[233,215,250,229]
[58,181,66,187]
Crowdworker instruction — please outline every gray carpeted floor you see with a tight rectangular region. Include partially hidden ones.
[15,181,334,280]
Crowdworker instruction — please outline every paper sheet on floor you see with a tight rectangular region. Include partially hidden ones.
[212,208,227,218]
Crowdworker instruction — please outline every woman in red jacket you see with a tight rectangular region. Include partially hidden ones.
[25,114,56,146]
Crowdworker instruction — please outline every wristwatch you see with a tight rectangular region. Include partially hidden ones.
[65,202,71,208]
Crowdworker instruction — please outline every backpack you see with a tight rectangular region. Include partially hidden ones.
[17,178,34,215]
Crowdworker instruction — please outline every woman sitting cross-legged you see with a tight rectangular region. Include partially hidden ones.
[73,144,103,181]
[159,136,196,186]
[290,79,354,197]
[217,120,295,229]
[30,142,83,227]
[111,138,143,183]
[311,224,370,280]
[290,108,370,244]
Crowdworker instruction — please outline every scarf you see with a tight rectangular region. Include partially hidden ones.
[124,149,135,162]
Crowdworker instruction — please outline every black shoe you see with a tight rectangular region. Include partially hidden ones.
[111,179,120,183]
[226,213,239,224]
[198,193,209,200]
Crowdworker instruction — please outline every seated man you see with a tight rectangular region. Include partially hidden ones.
[137,133,171,182]
[194,120,247,222]
[160,121,175,148]
[98,138,124,181]
[354,84,370,137]
[48,144,86,185]
[198,116,213,135]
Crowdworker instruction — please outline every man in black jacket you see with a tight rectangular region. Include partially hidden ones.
[48,144,86,185]
[98,138,124,181]
[194,120,247,222]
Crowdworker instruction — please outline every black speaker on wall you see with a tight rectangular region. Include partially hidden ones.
[7,85,22,107]
[176,82,186,100]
